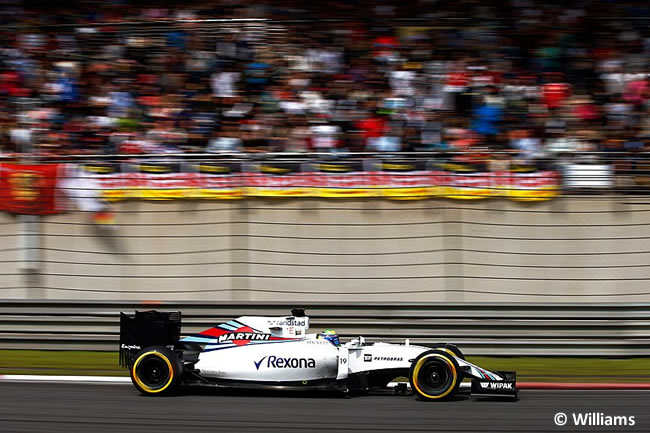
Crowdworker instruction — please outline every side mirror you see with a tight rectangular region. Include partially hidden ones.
[345,337,364,348]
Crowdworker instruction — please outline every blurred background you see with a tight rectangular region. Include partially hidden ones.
[0,0,649,382]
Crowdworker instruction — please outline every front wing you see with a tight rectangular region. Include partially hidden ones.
[469,371,517,398]
[455,358,517,398]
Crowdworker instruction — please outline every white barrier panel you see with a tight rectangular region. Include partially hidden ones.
[563,164,614,189]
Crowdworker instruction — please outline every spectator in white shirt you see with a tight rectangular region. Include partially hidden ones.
[310,122,341,152]
[206,124,243,153]
[211,69,241,99]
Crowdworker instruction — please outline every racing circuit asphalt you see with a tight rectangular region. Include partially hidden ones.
[0,382,647,433]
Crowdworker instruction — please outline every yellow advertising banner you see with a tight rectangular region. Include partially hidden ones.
[75,160,562,204]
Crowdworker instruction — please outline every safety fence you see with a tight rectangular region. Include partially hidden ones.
[1,301,648,356]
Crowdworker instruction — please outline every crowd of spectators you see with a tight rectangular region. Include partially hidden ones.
[0,0,648,167]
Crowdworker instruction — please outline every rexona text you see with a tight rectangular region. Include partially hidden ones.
[254,356,316,370]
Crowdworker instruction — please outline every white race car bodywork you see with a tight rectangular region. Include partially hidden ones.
[181,313,504,384]
[120,309,516,399]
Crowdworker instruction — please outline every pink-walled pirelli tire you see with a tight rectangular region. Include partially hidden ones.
[130,346,183,396]
[409,350,461,401]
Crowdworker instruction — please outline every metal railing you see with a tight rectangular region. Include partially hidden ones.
[2,151,646,195]
[1,300,649,356]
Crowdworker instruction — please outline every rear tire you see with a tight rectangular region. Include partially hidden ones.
[130,346,183,396]
[409,350,461,401]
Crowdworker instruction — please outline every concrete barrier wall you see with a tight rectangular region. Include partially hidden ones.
[3,196,650,302]
[0,213,21,296]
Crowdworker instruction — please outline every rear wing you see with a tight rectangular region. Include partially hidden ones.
[119,310,181,368]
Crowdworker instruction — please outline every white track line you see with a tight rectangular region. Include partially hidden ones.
[0,374,131,383]
[1,376,647,392]
[0,375,407,387]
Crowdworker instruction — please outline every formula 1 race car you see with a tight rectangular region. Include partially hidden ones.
[119,309,517,401]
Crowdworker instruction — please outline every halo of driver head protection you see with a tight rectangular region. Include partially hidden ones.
[318,329,340,346]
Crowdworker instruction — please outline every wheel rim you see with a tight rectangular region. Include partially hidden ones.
[136,356,171,390]
[417,358,452,395]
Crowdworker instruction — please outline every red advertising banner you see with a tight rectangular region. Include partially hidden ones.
[313,161,374,198]
[245,162,310,197]
[0,163,63,215]
[74,159,561,203]
[375,160,437,199]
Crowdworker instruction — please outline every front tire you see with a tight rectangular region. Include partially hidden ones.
[130,346,183,396]
[409,350,461,401]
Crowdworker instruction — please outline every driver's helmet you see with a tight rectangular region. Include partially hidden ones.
[318,329,340,346]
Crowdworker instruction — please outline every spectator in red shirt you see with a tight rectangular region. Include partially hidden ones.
[356,112,388,149]
[542,73,572,111]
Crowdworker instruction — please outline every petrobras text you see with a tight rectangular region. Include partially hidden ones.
[374,356,403,362]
